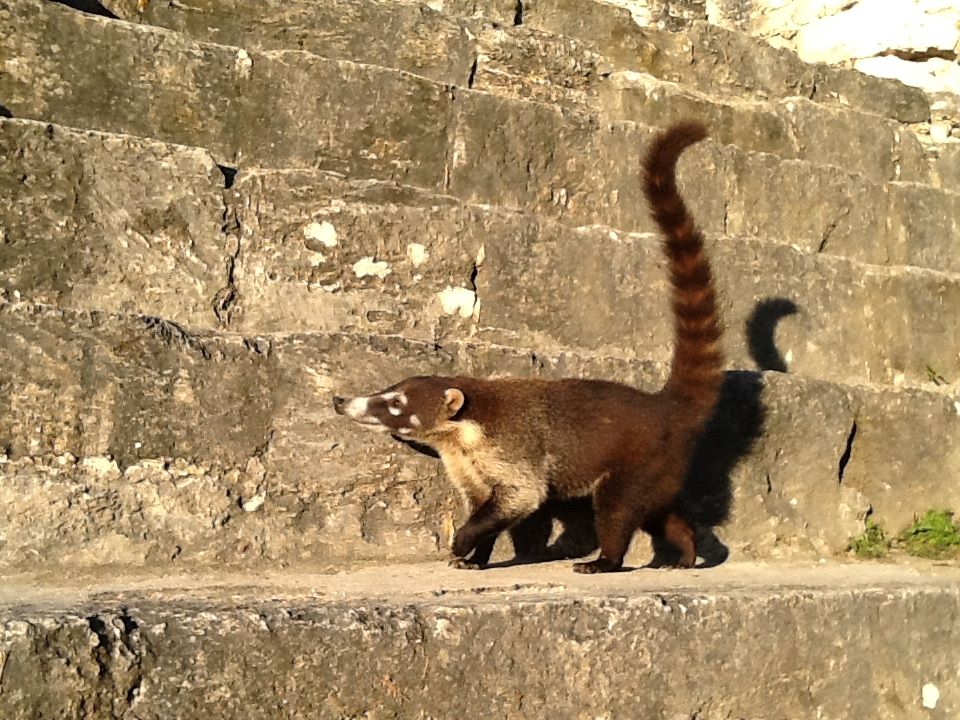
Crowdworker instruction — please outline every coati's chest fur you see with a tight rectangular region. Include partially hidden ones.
[433,419,548,512]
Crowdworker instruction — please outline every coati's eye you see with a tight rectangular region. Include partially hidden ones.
[389,397,403,410]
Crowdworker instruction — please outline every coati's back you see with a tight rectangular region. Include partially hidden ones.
[333,121,724,572]
[437,376,703,499]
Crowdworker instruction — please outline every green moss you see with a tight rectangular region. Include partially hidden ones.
[897,510,960,559]
[847,519,889,559]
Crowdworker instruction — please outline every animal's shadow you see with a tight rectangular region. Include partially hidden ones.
[397,298,797,569]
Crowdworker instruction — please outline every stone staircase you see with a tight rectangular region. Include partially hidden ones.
[1,0,959,716]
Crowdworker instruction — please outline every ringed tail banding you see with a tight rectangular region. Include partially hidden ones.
[642,122,724,419]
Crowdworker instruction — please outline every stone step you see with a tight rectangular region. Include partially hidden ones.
[230,168,960,390]
[1,562,958,718]
[602,74,929,186]
[48,0,937,188]
[95,0,930,126]
[3,1,958,247]
[4,118,958,389]
[2,300,959,571]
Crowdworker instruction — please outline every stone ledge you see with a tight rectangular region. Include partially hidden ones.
[1,2,953,222]
[3,117,959,389]
[94,0,931,124]
[1,561,958,719]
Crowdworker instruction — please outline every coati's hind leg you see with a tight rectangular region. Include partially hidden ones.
[660,510,697,568]
[450,483,542,569]
[644,509,698,568]
[573,472,638,574]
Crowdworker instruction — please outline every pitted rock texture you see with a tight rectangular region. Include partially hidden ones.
[1,562,959,719]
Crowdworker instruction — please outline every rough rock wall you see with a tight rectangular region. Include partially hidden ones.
[617,0,960,140]
[730,0,959,98]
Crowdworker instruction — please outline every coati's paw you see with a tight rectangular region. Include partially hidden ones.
[573,558,622,574]
[448,557,484,570]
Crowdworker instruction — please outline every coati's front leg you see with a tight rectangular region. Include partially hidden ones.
[447,487,497,569]
[450,483,542,569]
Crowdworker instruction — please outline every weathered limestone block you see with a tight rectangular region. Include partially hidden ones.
[0,119,231,326]
[3,118,958,387]
[231,168,960,388]
[1,566,958,719]
[0,0,452,184]
[603,74,929,183]
[792,0,960,66]
[101,0,479,87]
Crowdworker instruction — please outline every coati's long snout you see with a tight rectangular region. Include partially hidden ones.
[334,121,723,574]
[332,378,466,439]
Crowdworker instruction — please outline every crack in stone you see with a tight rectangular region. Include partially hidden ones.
[142,316,211,359]
[817,204,850,253]
[212,196,242,326]
[838,417,858,484]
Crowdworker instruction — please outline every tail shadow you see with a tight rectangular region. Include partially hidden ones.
[650,296,797,568]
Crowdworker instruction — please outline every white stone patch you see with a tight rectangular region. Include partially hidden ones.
[438,286,478,319]
[236,49,252,79]
[784,349,794,365]
[922,682,940,709]
[930,121,952,144]
[407,243,428,268]
[308,251,326,267]
[352,257,392,280]
[80,456,121,479]
[433,617,452,638]
[452,132,467,168]
[303,220,339,247]
[242,494,265,512]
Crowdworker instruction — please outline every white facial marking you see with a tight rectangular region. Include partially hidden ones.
[388,405,402,416]
[409,414,421,428]
[343,396,369,419]
[397,428,413,435]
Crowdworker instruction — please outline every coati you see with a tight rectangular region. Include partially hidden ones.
[333,121,723,573]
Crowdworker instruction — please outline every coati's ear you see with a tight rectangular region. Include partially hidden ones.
[444,388,465,418]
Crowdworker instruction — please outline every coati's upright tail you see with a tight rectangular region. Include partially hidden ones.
[643,122,723,422]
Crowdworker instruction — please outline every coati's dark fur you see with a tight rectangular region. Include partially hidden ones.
[333,121,723,572]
